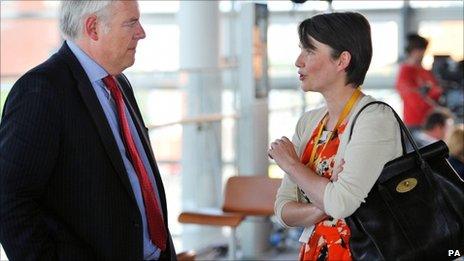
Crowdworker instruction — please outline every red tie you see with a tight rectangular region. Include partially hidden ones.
[102,75,167,251]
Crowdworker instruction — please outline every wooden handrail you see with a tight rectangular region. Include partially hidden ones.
[146,105,304,130]
[147,113,239,130]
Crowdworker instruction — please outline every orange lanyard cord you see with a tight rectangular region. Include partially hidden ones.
[308,88,362,167]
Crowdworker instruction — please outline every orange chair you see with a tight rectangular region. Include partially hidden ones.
[178,175,282,260]
[176,250,196,261]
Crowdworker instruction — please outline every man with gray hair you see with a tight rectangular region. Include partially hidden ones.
[0,1,176,260]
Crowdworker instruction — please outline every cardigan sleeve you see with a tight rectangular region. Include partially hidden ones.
[323,104,402,219]
[274,113,307,228]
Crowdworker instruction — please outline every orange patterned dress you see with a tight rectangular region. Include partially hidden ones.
[298,116,352,261]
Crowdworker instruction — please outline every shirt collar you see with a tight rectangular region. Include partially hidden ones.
[66,40,109,83]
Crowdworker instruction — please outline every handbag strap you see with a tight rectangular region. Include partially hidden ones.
[348,101,427,169]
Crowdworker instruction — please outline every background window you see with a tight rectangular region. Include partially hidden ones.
[419,20,464,69]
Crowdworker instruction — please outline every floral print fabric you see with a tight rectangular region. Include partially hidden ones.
[298,118,352,261]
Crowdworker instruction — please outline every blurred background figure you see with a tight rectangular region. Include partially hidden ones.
[411,109,454,149]
[431,57,464,124]
[446,124,464,179]
[395,33,443,134]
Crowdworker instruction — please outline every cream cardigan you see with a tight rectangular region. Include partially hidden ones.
[274,95,403,243]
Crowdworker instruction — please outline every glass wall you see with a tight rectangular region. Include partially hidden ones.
[1,0,462,256]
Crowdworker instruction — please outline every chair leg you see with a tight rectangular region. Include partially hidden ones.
[229,227,237,260]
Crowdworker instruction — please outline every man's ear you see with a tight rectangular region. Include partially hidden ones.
[337,51,352,72]
[84,15,99,41]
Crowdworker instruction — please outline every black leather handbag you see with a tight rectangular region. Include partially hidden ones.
[345,101,464,260]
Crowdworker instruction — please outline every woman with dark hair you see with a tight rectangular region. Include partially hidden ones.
[395,33,443,133]
[270,12,402,260]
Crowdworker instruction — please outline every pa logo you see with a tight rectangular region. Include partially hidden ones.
[448,250,461,257]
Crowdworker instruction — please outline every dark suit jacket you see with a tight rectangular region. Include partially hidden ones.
[0,42,176,260]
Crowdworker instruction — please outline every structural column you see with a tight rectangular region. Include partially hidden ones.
[178,1,223,252]
[237,3,271,259]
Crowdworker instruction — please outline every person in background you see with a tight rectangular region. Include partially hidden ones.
[395,33,443,134]
[271,12,402,260]
[0,1,176,260]
[411,109,454,148]
[446,124,464,179]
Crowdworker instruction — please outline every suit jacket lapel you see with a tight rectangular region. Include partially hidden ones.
[58,43,137,204]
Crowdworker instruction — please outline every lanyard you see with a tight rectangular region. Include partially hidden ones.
[308,88,362,167]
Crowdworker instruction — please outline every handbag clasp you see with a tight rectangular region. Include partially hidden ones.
[396,178,418,193]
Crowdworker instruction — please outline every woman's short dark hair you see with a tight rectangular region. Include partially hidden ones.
[298,12,372,87]
[405,33,429,54]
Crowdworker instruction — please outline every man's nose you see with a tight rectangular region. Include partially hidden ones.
[136,22,146,40]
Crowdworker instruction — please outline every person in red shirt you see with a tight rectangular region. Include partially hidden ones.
[395,33,443,132]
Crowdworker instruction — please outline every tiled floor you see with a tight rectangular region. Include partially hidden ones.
[191,244,300,261]
[0,243,299,261]
[176,223,303,260]
[245,249,299,261]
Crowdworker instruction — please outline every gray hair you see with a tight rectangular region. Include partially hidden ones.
[59,1,114,40]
